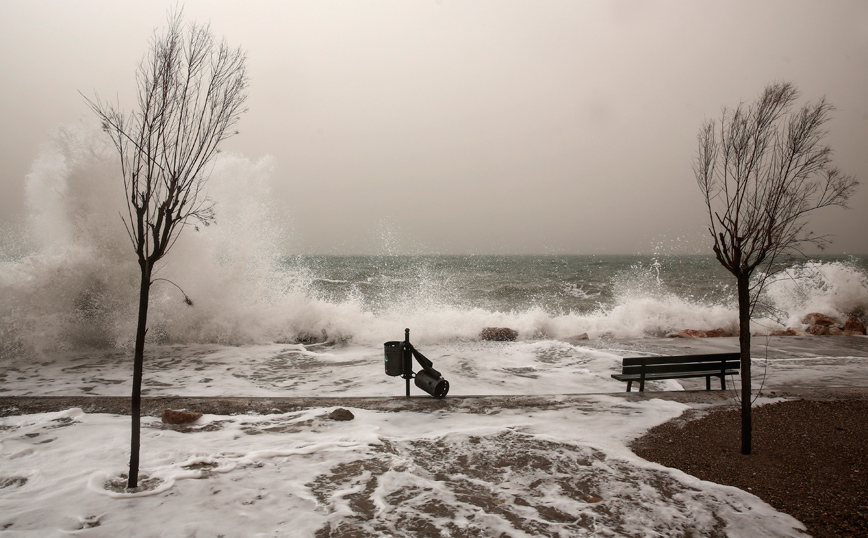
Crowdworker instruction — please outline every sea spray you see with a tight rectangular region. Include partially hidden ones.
[587,259,737,338]
[760,259,868,328]
[1,120,136,354]
[0,120,334,356]
[140,153,309,345]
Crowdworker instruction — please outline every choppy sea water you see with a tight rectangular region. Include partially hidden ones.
[291,254,732,316]
[283,253,868,342]
[3,249,867,356]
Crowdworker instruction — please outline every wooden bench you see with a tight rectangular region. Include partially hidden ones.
[611,353,740,392]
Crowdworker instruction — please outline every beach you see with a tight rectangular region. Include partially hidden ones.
[1,335,866,537]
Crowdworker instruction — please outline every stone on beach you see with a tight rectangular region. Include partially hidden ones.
[665,329,733,338]
[802,312,867,336]
[328,408,355,421]
[703,328,731,337]
[808,324,832,335]
[770,328,806,336]
[480,327,518,341]
[802,312,838,326]
[161,409,203,425]
[666,328,732,338]
[667,329,707,338]
[843,316,867,335]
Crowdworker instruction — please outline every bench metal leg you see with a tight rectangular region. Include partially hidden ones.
[626,381,632,392]
[706,376,711,391]
[639,378,645,392]
[721,374,726,390]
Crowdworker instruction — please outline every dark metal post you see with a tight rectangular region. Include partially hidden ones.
[403,328,411,397]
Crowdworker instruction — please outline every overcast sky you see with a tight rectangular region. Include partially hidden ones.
[2,1,867,255]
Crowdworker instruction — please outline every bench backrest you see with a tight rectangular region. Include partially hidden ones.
[621,353,741,376]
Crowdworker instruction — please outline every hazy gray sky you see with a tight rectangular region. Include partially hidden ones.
[2,0,867,255]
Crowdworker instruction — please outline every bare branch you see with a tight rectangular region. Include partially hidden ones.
[86,8,248,268]
[695,82,857,281]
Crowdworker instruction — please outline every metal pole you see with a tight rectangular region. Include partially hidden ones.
[404,328,411,397]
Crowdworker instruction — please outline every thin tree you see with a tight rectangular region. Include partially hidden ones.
[694,82,857,455]
[85,10,248,488]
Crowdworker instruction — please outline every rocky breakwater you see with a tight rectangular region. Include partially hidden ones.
[666,328,733,338]
[478,314,866,343]
[666,312,867,338]
[800,312,867,336]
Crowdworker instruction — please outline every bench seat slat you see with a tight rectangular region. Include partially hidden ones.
[621,361,740,376]
[612,369,739,382]
[621,353,740,366]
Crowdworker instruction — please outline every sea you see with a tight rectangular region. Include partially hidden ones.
[4,246,868,359]
[2,120,867,364]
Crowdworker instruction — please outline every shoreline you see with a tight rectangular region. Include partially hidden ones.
[3,385,867,418]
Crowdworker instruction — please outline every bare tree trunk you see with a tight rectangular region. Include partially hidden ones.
[128,264,151,489]
[737,274,752,455]
[695,82,858,458]
[85,9,248,488]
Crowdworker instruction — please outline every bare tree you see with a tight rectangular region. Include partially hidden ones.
[694,81,857,455]
[85,10,248,488]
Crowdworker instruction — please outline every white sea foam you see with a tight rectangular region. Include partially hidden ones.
[0,399,808,537]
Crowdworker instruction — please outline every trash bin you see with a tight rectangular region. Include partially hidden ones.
[415,369,449,399]
[384,341,404,376]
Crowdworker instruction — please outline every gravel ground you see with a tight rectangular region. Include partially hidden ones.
[632,398,868,538]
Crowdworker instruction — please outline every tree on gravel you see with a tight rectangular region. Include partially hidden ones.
[694,81,858,455]
[85,9,248,488]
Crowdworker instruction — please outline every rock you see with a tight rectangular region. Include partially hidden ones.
[569,333,590,340]
[843,316,866,335]
[667,329,707,338]
[802,313,837,326]
[294,330,327,344]
[770,328,799,336]
[704,328,731,338]
[480,327,518,341]
[807,324,830,336]
[161,409,202,425]
[328,408,354,421]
